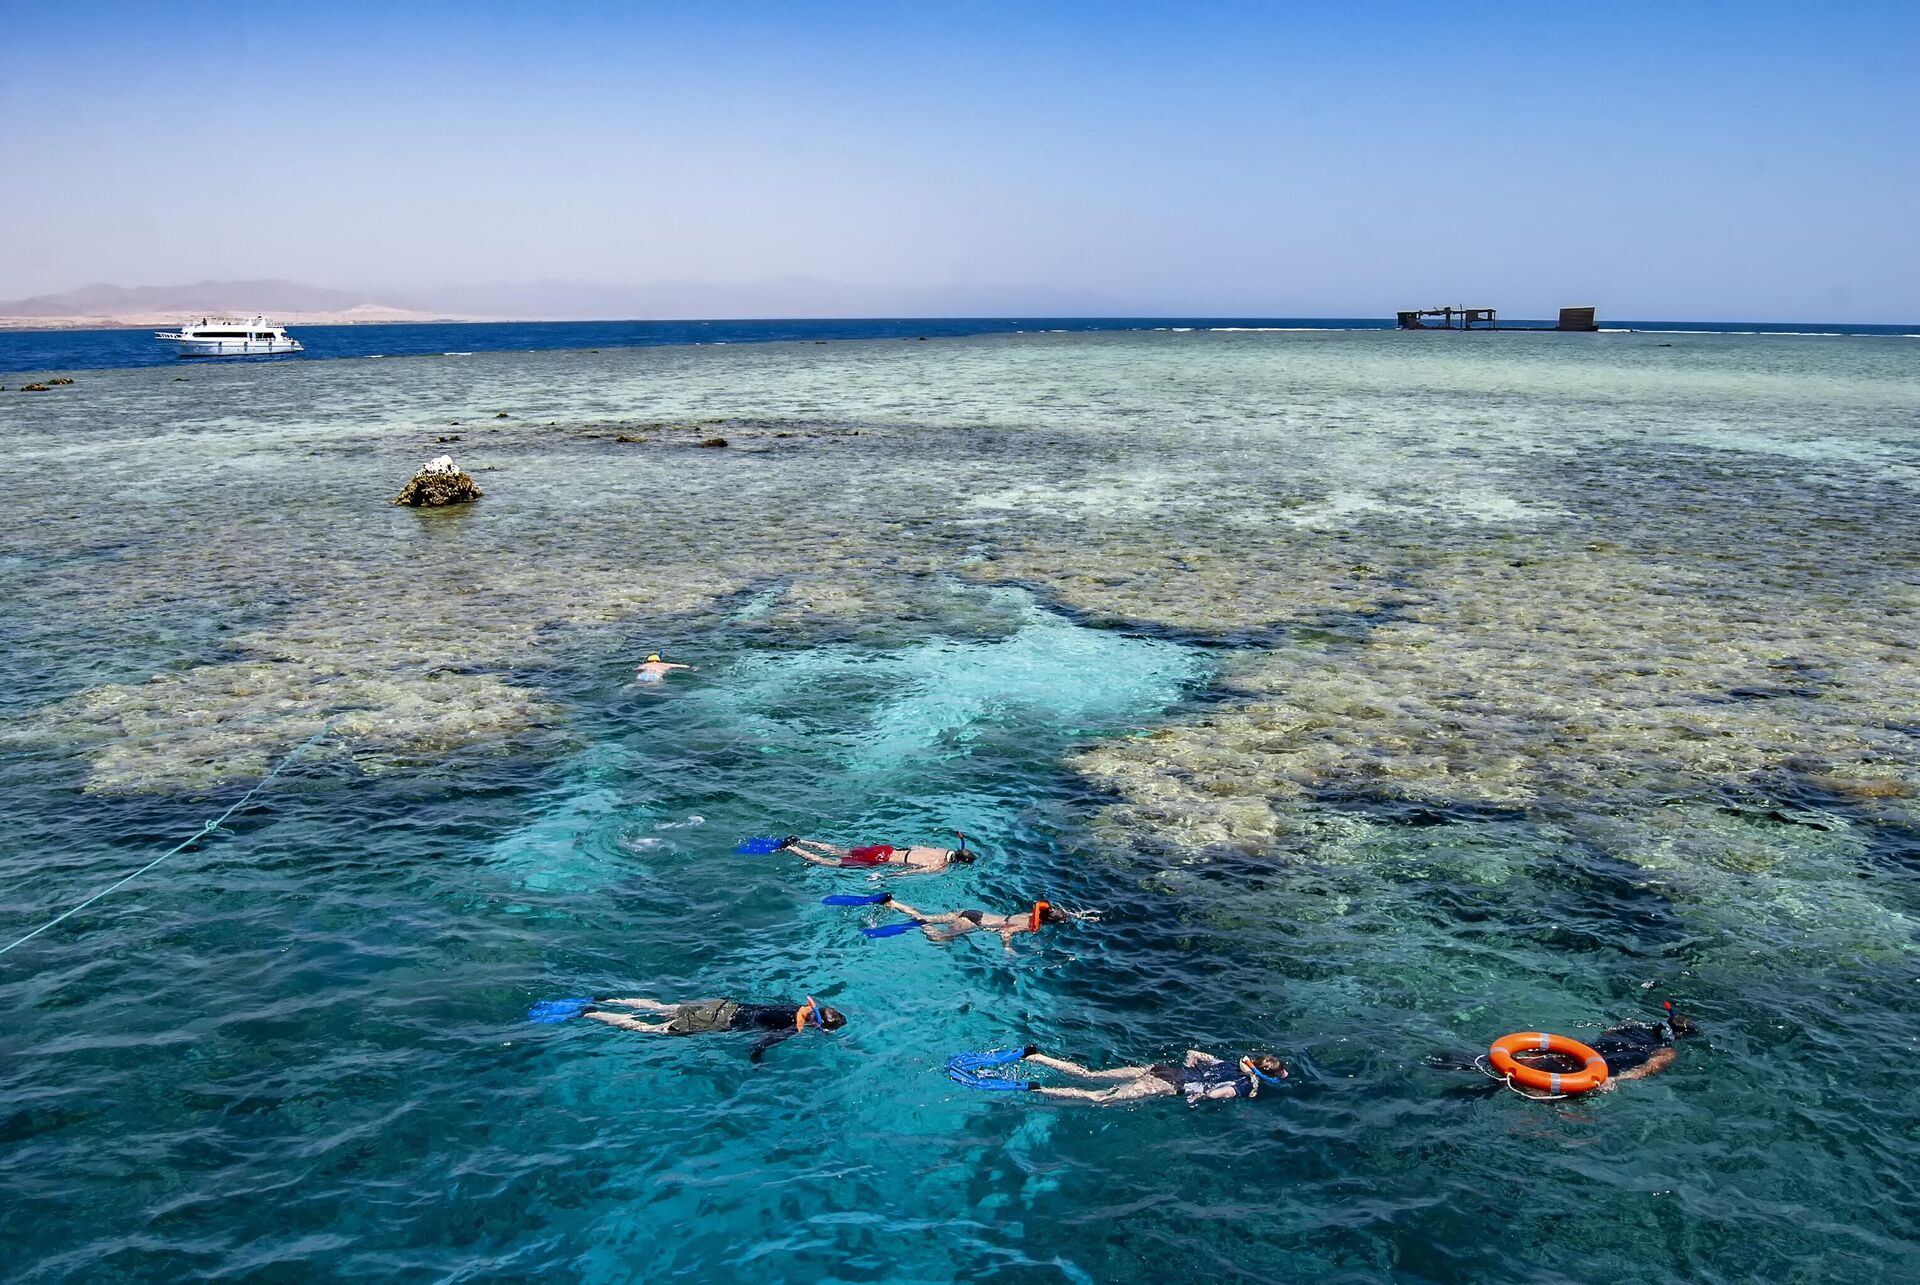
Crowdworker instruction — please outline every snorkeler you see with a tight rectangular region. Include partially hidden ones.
[539,995,845,1061]
[869,893,1095,950]
[1431,1004,1700,1097]
[1013,1047,1288,1105]
[780,831,979,875]
[633,653,696,684]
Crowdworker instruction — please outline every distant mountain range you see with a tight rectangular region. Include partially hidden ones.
[0,279,382,317]
[0,277,1131,324]
[389,276,1127,319]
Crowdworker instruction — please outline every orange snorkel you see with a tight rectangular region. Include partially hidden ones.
[1030,901,1051,932]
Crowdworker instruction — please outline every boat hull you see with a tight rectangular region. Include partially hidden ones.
[167,338,304,358]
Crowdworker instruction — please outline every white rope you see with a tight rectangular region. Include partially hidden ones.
[1474,1053,1570,1101]
[0,722,334,959]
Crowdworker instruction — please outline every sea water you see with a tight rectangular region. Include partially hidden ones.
[1,329,1916,1281]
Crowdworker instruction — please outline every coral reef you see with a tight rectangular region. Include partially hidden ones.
[393,454,484,506]
[9,328,1918,858]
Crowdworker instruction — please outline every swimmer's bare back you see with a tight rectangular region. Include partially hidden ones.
[894,845,960,873]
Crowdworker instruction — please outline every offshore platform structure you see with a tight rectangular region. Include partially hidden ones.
[1396,306,1598,331]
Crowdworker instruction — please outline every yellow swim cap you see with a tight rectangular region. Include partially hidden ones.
[646,654,661,663]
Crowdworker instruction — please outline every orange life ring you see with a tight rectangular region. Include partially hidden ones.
[1489,1031,1610,1095]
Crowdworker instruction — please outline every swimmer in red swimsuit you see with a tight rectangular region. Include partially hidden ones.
[780,832,979,875]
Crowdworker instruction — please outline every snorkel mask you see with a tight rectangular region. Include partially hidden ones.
[1241,1056,1287,1087]
[1657,1000,1698,1041]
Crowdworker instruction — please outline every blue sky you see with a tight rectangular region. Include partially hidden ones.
[3,2,1914,319]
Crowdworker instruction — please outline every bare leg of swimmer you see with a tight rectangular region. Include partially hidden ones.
[1032,1081,1166,1104]
[596,998,675,1011]
[890,904,974,943]
[789,839,850,859]
[1025,1053,1151,1082]
[584,1011,670,1033]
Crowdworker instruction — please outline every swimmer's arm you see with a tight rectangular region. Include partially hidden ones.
[748,1029,797,1062]
[1185,1049,1223,1068]
[662,662,696,671]
[1610,1047,1677,1084]
[791,850,845,868]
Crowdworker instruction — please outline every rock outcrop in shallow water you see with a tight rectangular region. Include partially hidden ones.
[393,455,483,507]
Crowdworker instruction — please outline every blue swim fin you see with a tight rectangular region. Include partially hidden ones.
[528,997,594,1024]
[946,1049,1034,1091]
[822,893,891,906]
[734,837,788,855]
[861,920,924,939]
[949,1048,1029,1071]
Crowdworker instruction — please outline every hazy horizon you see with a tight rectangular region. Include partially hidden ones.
[4,3,1916,323]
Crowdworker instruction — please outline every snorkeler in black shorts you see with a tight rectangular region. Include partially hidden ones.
[583,995,847,1060]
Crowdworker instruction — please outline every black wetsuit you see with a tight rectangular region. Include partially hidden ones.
[1149,1060,1251,1099]
[1588,1021,1674,1075]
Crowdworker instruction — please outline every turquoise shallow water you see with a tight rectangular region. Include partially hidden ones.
[2,330,1918,1281]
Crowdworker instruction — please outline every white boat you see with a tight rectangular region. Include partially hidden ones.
[154,316,303,357]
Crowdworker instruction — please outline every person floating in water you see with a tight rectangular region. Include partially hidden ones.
[581,995,844,1060]
[633,653,696,684]
[1432,1004,1700,1097]
[780,831,979,875]
[872,893,1093,950]
[1017,1046,1287,1105]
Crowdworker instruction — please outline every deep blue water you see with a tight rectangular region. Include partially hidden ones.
[3,315,1915,375]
